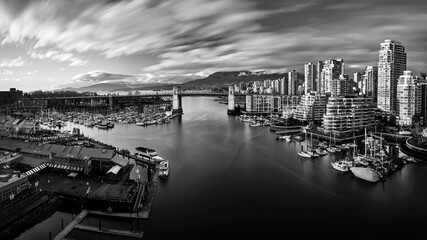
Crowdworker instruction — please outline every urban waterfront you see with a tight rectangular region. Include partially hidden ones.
[12,96,427,239]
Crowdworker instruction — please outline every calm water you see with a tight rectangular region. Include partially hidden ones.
[16,97,427,239]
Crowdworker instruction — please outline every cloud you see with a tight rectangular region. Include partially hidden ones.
[0,0,426,86]
[28,49,87,66]
[72,71,138,83]
[0,69,36,76]
[72,70,199,85]
[0,57,31,67]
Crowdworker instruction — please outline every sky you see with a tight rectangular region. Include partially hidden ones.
[0,0,426,92]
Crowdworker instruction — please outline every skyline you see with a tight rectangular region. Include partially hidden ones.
[0,0,427,92]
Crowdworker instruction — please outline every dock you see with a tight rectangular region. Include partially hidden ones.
[54,210,143,240]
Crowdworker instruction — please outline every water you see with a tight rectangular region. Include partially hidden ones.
[17,97,427,239]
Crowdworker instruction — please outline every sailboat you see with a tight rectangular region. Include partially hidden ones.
[350,127,380,182]
[326,132,336,153]
[306,131,320,158]
[298,131,312,158]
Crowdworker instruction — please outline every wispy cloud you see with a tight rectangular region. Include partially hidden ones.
[0,0,426,89]
[0,57,31,67]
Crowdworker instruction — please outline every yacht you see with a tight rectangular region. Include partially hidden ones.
[350,167,380,182]
[277,135,291,141]
[331,161,349,172]
[250,122,261,127]
[326,146,336,153]
[298,151,312,158]
[136,146,157,156]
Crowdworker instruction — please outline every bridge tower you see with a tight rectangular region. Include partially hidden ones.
[227,85,241,115]
[172,86,182,114]
[227,85,235,111]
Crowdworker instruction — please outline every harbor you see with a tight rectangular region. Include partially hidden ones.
[0,97,426,240]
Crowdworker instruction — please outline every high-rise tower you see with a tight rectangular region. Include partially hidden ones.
[304,62,317,94]
[377,39,407,114]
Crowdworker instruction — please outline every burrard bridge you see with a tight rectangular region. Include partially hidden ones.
[5,87,244,115]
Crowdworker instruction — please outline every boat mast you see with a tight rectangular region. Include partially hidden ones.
[364,127,367,158]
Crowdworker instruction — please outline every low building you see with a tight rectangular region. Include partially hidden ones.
[0,169,30,202]
[245,94,283,114]
[323,96,374,135]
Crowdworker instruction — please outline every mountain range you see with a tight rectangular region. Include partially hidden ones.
[55,71,289,92]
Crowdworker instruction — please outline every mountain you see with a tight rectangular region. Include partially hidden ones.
[181,71,288,90]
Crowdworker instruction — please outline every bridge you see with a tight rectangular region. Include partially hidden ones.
[3,87,245,115]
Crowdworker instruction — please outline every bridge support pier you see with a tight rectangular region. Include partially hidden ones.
[227,85,241,115]
[172,86,182,114]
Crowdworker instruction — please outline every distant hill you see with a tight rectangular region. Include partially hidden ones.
[181,71,288,90]
[55,71,290,92]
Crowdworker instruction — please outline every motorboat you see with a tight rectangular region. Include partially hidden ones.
[298,151,312,158]
[136,146,157,156]
[326,146,336,153]
[331,161,349,172]
[159,160,169,178]
[250,122,262,127]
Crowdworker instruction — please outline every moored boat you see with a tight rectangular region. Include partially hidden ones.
[331,161,349,172]
[159,160,170,178]
[350,167,380,182]
[136,146,157,156]
[298,151,312,158]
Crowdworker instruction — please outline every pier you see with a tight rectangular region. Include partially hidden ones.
[54,210,143,240]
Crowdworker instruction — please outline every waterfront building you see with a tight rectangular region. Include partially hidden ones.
[323,96,374,135]
[363,66,378,102]
[282,95,302,117]
[304,62,317,94]
[396,71,421,126]
[319,59,345,94]
[288,70,300,95]
[293,93,327,122]
[245,94,283,114]
[0,169,30,202]
[378,39,407,114]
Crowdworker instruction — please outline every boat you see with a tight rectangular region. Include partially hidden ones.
[331,161,349,172]
[136,146,157,156]
[350,167,380,182]
[298,151,312,158]
[107,122,114,128]
[96,122,108,129]
[326,146,336,153]
[277,135,291,141]
[159,160,169,178]
[315,148,328,156]
[250,122,261,127]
